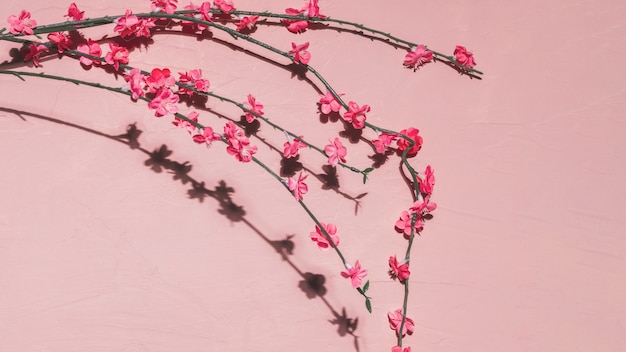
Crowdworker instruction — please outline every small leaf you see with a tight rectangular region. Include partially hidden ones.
[365,298,372,313]
[362,174,368,184]
[363,167,374,173]
[363,280,370,293]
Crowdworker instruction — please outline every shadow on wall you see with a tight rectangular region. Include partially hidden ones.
[2,106,362,352]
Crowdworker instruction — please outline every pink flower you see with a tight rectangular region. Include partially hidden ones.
[372,131,397,154]
[172,111,199,134]
[8,10,37,35]
[114,10,139,38]
[343,101,370,129]
[388,309,414,337]
[242,94,264,123]
[47,32,72,53]
[318,90,343,115]
[453,45,476,69]
[146,68,176,93]
[388,255,410,281]
[104,42,129,71]
[123,68,147,100]
[290,42,311,65]
[23,44,48,67]
[409,196,437,216]
[148,89,179,117]
[419,165,435,195]
[403,44,433,69]
[392,346,411,352]
[224,121,257,162]
[324,137,347,166]
[65,3,85,21]
[304,0,325,18]
[283,136,307,158]
[394,210,424,238]
[310,222,340,250]
[193,126,221,147]
[341,261,368,288]
[235,16,259,32]
[178,69,210,95]
[283,0,325,32]
[224,120,246,142]
[182,2,211,31]
[76,39,102,67]
[396,127,422,157]
[287,171,308,201]
[151,0,178,14]
[214,0,235,13]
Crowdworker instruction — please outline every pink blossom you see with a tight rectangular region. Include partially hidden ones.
[123,68,147,100]
[287,171,308,201]
[114,10,139,38]
[318,90,343,114]
[65,3,85,21]
[394,210,424,238]
[23,44,48,67]
[8,10,37,35]
[403,44,433,69]
[242,94,264,123]
[453,45,476,69]
[178,69,210,95]
[104,43,129,71]
[372,131,397,154]
[310,222,340,250]
[172,111,199,134]
[146,68,176,93]
[283,0,325,32]
[193,126,221,147]
[341,261,368,288]
[343,101,370,129]
[397,127,422,157]
[283,17,309,33]
[388,309,414,337]
[303,0,325,18]
[76,39,102,67]
[224,121,257,162]
[283,137,307,158]
[182,2,211,31]
[388,255,410,281]
[419,165,435,195]
[324,137,347,166]
[289,42,311,65]
[151,0,178,14]
[392,346,411,352]
[224,120,246,142]
[409,196,437,216]
[148,89,179,117]
[235,16,259,32]
[47,32,72,53]
[214,0,235,13]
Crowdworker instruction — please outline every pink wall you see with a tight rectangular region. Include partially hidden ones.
[1,1,625,351]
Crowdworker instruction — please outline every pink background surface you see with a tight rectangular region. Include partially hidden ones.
[1,1,625,351]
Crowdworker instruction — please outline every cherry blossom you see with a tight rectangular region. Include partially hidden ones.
[65,3,85,21]
[7,10,37,35]
[193,126,221,147]
[172,111,199,134]
[392,346,411,352]
[146,68,176,93]
[396,127,422,156]
[23,44,48,67]
[419,165,435,195]
[287,171,308,201]
[394,210,424,238]
[409,196,437,216]
[290,42,311,65]
[343,101,370,129]
[104,43,129,71]
[123,68,147,100]
[324,137,347,166]
[310,222,340,250]
[151,0,178,14]
[242,94,264,123]
[214,0,235,13]
[283,0,325,33]
[235,16,259,32]
[148,89,179,117]
[76,39,102,67]
[403,44,433,69]
[114,10,139,37]
[388,255,410,281]
[283,136,307,158]
[372,131,397,154]
[341,261,368,288]
[224,121,257,162]
[453,45,476,69]
[388,309,414,337]
[47,32,72,53]
[318,90,343,115]
[178,69,210,95]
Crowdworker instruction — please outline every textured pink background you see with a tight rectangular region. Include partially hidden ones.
[1,1,625,351]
